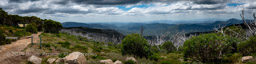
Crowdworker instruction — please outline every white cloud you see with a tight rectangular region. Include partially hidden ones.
[0,0,255,23]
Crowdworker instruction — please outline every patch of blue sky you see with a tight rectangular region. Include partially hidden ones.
[117,4,154,11]
[227,3,244,7]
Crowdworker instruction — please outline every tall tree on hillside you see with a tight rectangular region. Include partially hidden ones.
[0,8,8,25]
[43,19,62,33]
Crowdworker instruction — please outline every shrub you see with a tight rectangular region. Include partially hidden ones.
[58,53,68,58]
[183,33,240,63]
[42,42,51,48]
[0,30,6,45]
[148,53,161,61]
[25,24,38,33]
[71,44,88,53]
[162,41,176,53]
[238,36,256,55]
[223,53,242,63]
[58,41,71,48]
[124,60,136,64]
[224,26,245,38]
[14,30,31,37]
[121,34,152,58]
[160,61,172,64]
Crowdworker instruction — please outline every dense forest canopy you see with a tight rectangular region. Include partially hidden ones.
[0,8,62,33]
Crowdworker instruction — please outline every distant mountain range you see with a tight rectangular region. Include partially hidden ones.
[62,18,243,36]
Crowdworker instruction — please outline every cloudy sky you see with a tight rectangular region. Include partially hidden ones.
[0,0,255,23]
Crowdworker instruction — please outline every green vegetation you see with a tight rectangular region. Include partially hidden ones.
[28,33,185,64]
[183,33,240,63]
[0,8,62,45]
[57,41,71,48]
[238,35,256,56]
[124,60,136,64]
[0,30,6,45]
[162,41,176,53]
[121,34,152,58]
[25,24,38,33]
[43,19,62,33]
[14,30,31,37]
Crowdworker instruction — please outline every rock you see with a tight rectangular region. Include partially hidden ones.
[242,56,253,62]
[28,55,42,64]
[55,58,64,64]
[63,52,86,64]
[126,57,136,62]
[100,59,113,64]
[47,58,56,64]
[113,60,122,64]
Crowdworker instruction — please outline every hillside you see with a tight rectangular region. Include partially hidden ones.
[62,18,243,36]
[61,27,124,43]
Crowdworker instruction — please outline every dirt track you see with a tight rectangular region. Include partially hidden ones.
[0,32,42,64]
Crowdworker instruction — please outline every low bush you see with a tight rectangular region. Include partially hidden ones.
[160,61,172,64]
[58,53,68,58]
[58,41,71,48]
[121,34,152,58]
[25,24,38,33]
[0,30,6,45]
[162,41,176,53]
[124,60,136,64]
[148,53,162,61]
[223,53,242,63]
[183,33,240,63]
[42,42,51,48]
[71,44,88,53]
[238,36,256,56]
[14,30,31,37]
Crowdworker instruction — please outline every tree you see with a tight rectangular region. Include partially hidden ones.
[183,33,240,63]
[121,34,152,58]
[162,41,176,53]
[25,24,38,33]
[0,30,6,45]
[0,8,8,25]
[43,19,62,33]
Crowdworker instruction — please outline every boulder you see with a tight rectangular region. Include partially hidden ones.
[47,58,56,64]
[242,56,253,62]
[113,60,122,64]
[55,58,64,64]
[125,57,136,62]
[28,55,42,64]
[100,59,113,64]
[63,52,86,64]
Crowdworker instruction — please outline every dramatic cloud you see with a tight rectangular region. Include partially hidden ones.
[0,0,255,22]
[193,0,227,4]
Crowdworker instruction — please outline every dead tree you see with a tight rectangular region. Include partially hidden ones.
[170,32,188,51]
[214,25,225,36]
[240,10,256,37]
[152,32,170,51]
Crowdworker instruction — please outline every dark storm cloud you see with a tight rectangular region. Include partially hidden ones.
[8,0,40,3]
[14,7,48,14]
[53,0,228,5]
[45,8,92,14]
[247,6,256,9]
[193,0,227,4]
[190,6,225,10]
[73,0,140,5]
[54,0,180,5]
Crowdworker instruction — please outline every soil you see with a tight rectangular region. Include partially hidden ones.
[0,32,42,64]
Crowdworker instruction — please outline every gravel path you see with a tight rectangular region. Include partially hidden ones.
[0,32,42,64]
